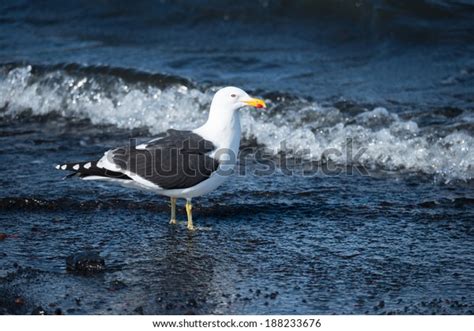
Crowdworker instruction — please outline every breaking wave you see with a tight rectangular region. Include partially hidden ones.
[1,64,472,182]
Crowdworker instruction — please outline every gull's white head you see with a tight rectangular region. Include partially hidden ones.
[210,86,266,113]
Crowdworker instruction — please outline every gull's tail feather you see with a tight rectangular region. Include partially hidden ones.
[55,161,131,180]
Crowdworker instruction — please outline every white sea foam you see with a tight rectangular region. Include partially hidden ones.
[1,65,472,181]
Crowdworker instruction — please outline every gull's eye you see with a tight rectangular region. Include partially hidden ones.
[230,94,236,98]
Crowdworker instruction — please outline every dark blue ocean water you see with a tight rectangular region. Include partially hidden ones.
[0,0,473,314]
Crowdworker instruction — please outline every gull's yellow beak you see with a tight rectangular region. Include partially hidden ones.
[243,97,266,109]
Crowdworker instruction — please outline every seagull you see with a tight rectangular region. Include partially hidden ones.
[56,87,266,230]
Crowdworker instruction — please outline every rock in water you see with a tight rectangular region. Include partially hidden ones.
[66,251,105,274]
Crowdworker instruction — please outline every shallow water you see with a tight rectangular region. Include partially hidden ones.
[1,0,473,314]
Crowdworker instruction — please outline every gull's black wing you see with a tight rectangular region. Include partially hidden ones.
[110,129,219,190]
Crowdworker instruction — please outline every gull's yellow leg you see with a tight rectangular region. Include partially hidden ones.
[185,198,194,230]
[169,197,177,224]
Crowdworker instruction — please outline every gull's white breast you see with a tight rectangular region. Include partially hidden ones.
[159,113,241,199]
